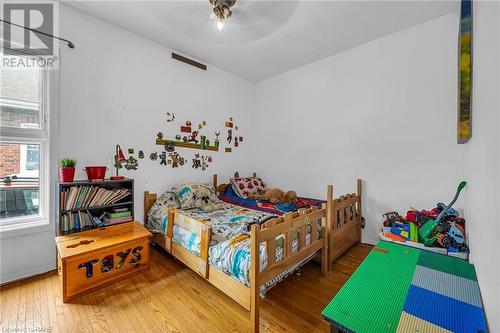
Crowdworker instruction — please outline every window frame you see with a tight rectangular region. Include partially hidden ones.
[0,68,50,231]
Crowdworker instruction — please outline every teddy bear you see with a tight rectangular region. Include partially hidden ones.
[250,189,298,205]
[193,186,224,212]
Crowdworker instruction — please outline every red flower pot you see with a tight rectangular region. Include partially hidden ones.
[59,167,75,183]
[84,166,107,182]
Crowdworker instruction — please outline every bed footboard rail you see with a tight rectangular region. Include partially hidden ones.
[328,179,363,266]
[250,205,328,332]
[169,209,212,279]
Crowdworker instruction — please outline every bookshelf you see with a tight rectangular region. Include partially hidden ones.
[56,178,134,236]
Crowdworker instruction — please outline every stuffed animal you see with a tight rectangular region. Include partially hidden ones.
[250,189,298,205]
[216,183,229,194]
[284,190,298,205]
[193,186,224,212]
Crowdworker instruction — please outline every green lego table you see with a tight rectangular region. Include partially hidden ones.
[322,241,487,333]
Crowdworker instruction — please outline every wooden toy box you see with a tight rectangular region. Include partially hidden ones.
[55,221,152,302]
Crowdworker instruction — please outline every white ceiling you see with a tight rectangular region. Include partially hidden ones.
[64,1,459,82]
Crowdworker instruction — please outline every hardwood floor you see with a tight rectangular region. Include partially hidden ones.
[0,243,372,333]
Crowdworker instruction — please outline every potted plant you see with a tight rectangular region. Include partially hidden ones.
[59,157,77,182]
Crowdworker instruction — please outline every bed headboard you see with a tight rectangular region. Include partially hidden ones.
[144,191,157,226]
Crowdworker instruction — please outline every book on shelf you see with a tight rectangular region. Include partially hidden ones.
[62,185,131,210]
[106,210,131,219]
[60,210,108,234]
[103,216,133,225]
[60,209,134,234]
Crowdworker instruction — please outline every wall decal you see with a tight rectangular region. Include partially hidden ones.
[128,148,134,154]
[156,121,220,152]
[181,120,192,133]
[457,0,472,143]
[192,153,212,170]
[169,152,185,168]
[153,115,244,166]
[138,151,144,159]
[159,151,167,165]
[165,144,175,152]
[189,130,199,143]
[166,112,175,123]
[124,156,138,170]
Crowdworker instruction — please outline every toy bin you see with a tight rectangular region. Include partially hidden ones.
[378,230,468,260]
[55,221,151,302]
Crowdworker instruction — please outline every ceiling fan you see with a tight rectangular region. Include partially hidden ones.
[209,0,237,30]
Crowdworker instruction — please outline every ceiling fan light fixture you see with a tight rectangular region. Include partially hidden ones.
[209,0,236,28]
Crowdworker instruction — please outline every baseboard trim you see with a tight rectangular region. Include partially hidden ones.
[0,262,56,285]
[361,237,379,246]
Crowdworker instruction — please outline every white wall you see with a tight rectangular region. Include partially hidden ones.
[464,2,500,331]
[254,12,464,244]
[57,4,256,223]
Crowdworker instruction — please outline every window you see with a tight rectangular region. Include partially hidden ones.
[0,56,48,228]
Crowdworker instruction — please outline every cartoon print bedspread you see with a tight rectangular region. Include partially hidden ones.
[219,185,325,215]
[177,203,275,245]
[147,189,322,291]
[209,225,320,291]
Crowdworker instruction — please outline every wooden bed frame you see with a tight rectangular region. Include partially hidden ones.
[143,173,362,333]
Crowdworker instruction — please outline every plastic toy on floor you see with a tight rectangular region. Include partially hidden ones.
[390,221,418,242]
[380,181,469,258]
[418,181,467,247]
[383,211,404,227]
